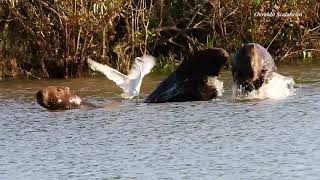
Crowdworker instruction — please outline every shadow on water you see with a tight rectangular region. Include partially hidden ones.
[0,59,320,179]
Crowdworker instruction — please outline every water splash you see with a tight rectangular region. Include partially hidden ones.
[69,96,82,105]
[233,72,295,100]
[207,76,224,97]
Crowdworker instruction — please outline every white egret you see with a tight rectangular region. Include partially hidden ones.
[87,55,156,99]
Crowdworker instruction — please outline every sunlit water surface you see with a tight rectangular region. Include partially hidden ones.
[1,61,320,179]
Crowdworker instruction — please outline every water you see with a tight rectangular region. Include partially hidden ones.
[1,61,320,179]
[232,72,296,100]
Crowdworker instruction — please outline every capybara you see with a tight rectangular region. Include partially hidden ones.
[36,86,96,110]
[232,43,277,92]
[145,48,229,103]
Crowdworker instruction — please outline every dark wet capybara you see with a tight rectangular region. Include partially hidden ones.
[36,86,96,110]
[145,48,229,103]
[232,43,277,92]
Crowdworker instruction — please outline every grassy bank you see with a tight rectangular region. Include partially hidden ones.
[0,0,319,78]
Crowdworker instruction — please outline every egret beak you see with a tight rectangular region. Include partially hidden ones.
[135,57,143,62]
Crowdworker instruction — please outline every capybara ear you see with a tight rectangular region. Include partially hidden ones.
[57,87,63,91]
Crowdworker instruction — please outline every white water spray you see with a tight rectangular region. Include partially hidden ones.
[233,72,295,100]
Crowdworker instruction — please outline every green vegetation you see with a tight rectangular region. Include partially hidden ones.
[0,0,319,78]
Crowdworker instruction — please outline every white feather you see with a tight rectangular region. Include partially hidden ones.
[87,55,156,99]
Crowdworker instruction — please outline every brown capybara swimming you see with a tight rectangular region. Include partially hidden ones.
[36,86,96,110]
[232,43,277,92]
[145,48,229,103]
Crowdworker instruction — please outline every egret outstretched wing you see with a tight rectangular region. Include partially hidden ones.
[87,55,156,99]
[87,58,128,86]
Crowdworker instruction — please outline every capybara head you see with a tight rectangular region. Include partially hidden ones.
[144,48,228,103]
[36,86,82,110]
[232,44,263,91]
[177,48,229,77]
[233,44,262,81]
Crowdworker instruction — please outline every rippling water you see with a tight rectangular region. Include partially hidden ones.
[1,61,320,179]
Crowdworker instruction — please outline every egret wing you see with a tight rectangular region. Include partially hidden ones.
[128,55,156,78]
[87,58,129,88]
[88,56,155,99]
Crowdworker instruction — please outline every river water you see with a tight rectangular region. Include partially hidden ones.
[0,61,320,179]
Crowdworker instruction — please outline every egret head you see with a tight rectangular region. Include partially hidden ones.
[135,57,143,62]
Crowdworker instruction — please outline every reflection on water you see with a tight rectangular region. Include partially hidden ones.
[1,62,320,179]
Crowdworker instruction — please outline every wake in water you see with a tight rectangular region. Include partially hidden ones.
[233,72,295,100]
